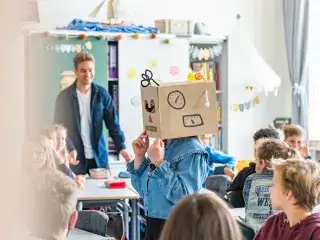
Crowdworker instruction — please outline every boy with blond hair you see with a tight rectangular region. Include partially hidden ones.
[25,170,79,240]
[243,138,299,231]
[254,158,320,239]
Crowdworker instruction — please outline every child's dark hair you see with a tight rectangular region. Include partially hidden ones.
[253,128,280,143]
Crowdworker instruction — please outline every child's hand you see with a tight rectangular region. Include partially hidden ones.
[75,175,86,183]
[132,131,149,161]
[76,180,85,190]
[69,150,80,166]
[299,140,311,158]
[147,138,165,163]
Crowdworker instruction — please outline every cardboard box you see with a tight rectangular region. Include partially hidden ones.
[141,80,217,139]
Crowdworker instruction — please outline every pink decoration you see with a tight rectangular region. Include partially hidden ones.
[169,66,180,76]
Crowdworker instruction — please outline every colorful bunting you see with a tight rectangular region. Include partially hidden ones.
[232,96,260,112]
[40,40,93,53]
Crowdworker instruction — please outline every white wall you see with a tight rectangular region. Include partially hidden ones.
[226,0,291,159]
[31,0,291,159]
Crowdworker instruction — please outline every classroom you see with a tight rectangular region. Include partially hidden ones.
[5,0,318,239]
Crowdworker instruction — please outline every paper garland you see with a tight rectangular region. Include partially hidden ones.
[189,44,222,61]
[232,96,260,112]
[41,40,93,53]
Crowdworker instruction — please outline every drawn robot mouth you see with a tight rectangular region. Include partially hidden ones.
[145,100,155,113]
[183,114,204,127]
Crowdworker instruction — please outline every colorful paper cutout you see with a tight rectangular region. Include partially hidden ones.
[169,66,180,76]
[75,44,82,53]
[127,68,137,79]
[232,96,260,112]
[85,41,92,50]
[148,59,158,68]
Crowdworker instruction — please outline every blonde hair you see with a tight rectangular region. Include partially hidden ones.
[25,169,78,237]
[255,139,298,169]
[272,158,320,211]
[282,124,304,139]
[159,192,241,240]
[22,135,56,175]
[40,124,69,166]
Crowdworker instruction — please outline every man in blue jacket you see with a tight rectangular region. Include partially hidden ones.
[54,52,131,175]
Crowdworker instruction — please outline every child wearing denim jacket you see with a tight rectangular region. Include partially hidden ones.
[243,139,299,231]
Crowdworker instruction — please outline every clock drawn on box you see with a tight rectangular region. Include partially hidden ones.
[183,114,204,127]
[167,90,186,110]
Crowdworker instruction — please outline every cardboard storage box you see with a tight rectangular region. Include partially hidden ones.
[155,19,194,35]
[141,80,217,139]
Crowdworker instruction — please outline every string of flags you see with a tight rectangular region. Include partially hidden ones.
[232,96,260,112]
[40,40,93,53]
[189,44,222,61]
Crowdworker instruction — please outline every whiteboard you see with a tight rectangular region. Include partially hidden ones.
[118,38,189,155]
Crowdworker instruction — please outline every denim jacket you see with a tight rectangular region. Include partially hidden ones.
[243,170,275,231]
[127,137,209,219]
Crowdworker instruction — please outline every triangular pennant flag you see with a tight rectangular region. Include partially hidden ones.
[89,0,107,17]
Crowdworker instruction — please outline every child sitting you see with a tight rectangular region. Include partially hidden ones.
[243,138,299,231]
[41,124,85,184]
[200,134,236,179]
[159,192,241,240]
[227,127,280,207]
[283,124,311,159]
[254,158,320,239]
[22,134,84,189]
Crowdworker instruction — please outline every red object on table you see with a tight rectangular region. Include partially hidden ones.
[105,180,127,188]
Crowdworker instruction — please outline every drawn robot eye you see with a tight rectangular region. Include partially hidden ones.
[145,99,155,113]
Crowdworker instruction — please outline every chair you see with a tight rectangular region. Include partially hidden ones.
[76,210,109,236]
[205,175,231,199]
[227,191,245,208]
[236,217,255,240]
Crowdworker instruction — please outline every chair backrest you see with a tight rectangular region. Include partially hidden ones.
[76,210,109,236]
[227,191,245,208]
[236,217,255,240]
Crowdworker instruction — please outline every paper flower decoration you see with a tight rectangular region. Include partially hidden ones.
[79,34,87,40]
[163,39,171,44]
[151,33,157,39]
[116,34,123,40]
[132,33,140,39]
[96,35,105,40]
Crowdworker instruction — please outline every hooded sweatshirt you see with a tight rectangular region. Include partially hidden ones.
[254,211,320,240]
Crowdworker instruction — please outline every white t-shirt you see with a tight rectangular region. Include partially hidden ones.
[77,88,94,159]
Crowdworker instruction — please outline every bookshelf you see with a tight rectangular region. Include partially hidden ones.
[188,41,226,152]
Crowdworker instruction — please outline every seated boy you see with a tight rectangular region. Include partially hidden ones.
[254,158,320,239]
[283,124,311,159]
[200,134,237,179]
[25,170,79,240]
[226,128,280,207]
[243,138,298,231]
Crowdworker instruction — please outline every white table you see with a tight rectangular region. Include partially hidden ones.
[68,228,112,240]
[229,207,246,219]
[77,178,140,240]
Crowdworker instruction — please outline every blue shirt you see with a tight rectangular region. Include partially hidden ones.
[205,146,236,170]
[127,137,209,219]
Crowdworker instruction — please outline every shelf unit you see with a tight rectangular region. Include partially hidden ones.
[188,41,227,152]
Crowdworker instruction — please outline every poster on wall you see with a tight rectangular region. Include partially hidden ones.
[60,71,76,91]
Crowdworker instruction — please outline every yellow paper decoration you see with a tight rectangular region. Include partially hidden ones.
[254,96,260,104]
[127,68,137,79]
[75,44,82,53]
[203,48,210,60]
[85,41,92,50]
[148,59,158,68]
[233,104,239,111]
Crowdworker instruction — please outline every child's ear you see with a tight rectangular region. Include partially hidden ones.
[284,189,294,202]
[69,211,78,229]
[260,159,267,169]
